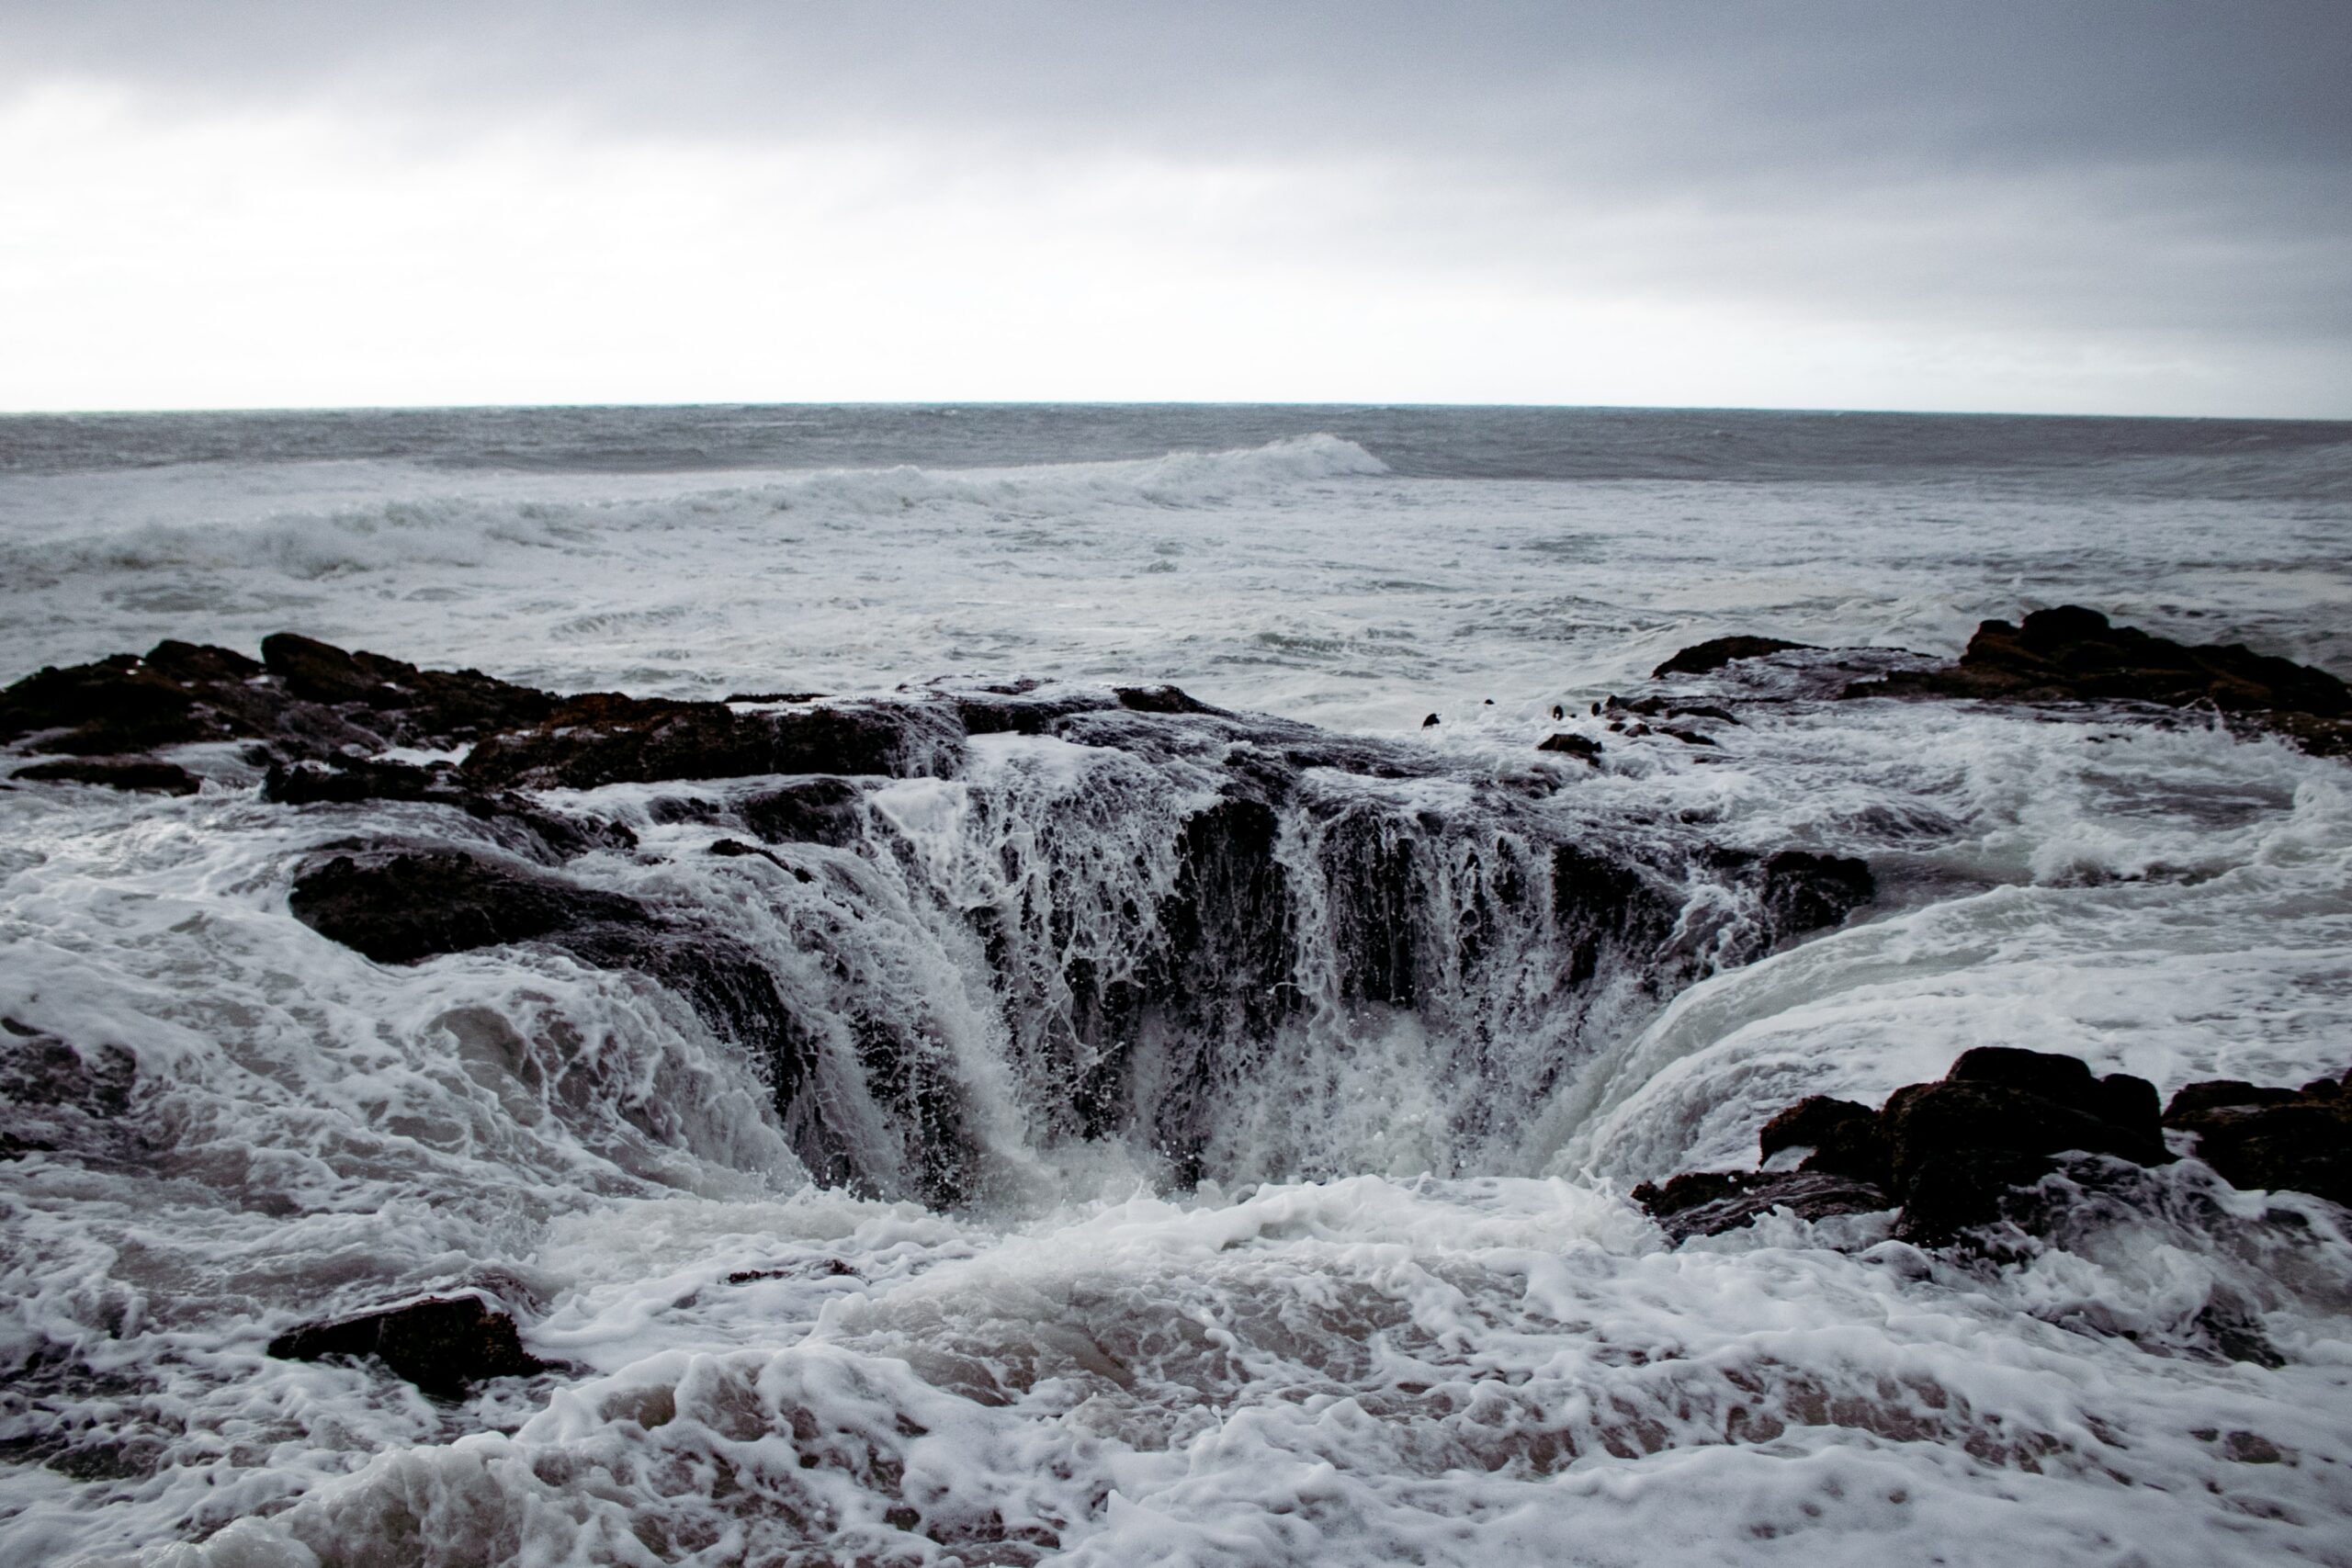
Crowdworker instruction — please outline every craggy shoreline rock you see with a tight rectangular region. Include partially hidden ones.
[1651,636,1813,679]
[458,693,964,790]
[2164,1074,2352,1210]
[0,636,557,766]
[1637,1047,2351,1249]
[1838,606,2352,755]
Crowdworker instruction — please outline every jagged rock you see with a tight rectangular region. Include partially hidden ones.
[264,758,636,859]
[459,694,959,790]
[1944,1045,2164,1145]
[1320,803,1420,1007]
[1845,606,2351,753]
[1883,1064,2168,1243]
[1652,636,1812,679]
[741,777,865,847]
[11,758,198,795]
[288,849,650,964]
[0,645,270,755]
[1753,851,1876,937]
[266,1295,548,1399]
[2165,1079,2302,1120]
[2165,1071,2352,1209]
[1632,1168,1890,1240]
[1538,732,1603,761]
[1114,683,1224,716]
[0,635,555,776]
[1642,1046,2178,1247]
[258,633,557,743]
[1758,1096,1887,1185]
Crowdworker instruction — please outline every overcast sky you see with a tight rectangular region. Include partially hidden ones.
[4,2,2346,416]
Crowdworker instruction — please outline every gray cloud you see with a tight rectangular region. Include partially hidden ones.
[5,1,2347,412]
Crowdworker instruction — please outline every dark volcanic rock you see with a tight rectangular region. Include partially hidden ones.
[1845,606,2352,753]
[12,758,199,795]
[1758,1096,1887,1185]
[288,850,650,964]
[264,757,634,860]
[1642,1046,2189,1248]
[459,694,960,790]
[1754,851,1876,937]
[741,777,865,847]
[0,646,265,755]
[1320,803,1420,1007]
[259,633,558,743]
[1632,1168,1890,1240]
[0,635,556,773]
[1552,844,1679,988]
[1881,1076,2167,1242]
[266,1295,548,1400]
[1114,683,1225,716]
[1537,732,1603,762]
[2164,1079,2302,1121]
[1652,636,1812,680]
[2165,1072,2352,1209]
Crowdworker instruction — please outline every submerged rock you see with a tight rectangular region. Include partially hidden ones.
[266,1295,548,1400]
[0,1019,140,1163]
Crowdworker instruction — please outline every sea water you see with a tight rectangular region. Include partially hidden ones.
[3,406,2350,1565]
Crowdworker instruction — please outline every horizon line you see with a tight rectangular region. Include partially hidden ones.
[4,397,2349,426]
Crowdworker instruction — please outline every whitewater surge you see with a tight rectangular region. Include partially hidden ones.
[5,407,2352,1565]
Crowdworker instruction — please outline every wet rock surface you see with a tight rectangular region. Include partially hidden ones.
[2164,1071,2352,1209]
[266,1295,549,1400]
[1842,605,2352,754]
[458,693,964,790]
[1651,636,1813,679]
[1639,1046,2348,1252]
[264,757,638,860]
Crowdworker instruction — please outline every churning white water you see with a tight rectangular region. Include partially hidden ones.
[3,407,2350,1565]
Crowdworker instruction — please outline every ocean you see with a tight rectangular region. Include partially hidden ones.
[3,404,2351,1565]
